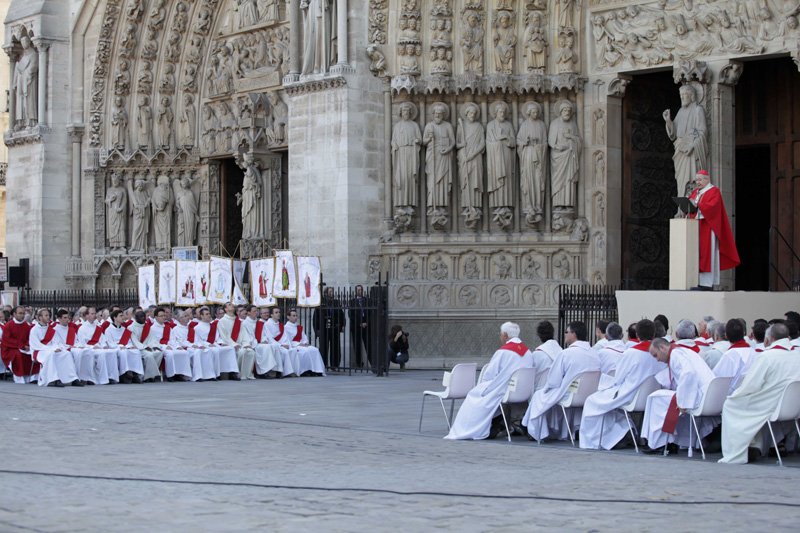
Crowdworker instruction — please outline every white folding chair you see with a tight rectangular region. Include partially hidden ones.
[419,363,477,432]
[687,376,733,459]
[766,380,800,466]
[603,376,661,453]
[498,367,537,442]
[534,367,550,392]
[558,371,601,446]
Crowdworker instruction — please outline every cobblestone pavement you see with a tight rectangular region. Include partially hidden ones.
[0,371,798,532]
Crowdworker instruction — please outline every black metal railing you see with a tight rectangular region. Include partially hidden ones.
[768,226,800,291]
[20,288,139,314]
[557,284,619,345]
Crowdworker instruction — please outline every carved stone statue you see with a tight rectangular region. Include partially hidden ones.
[201,105,218,154]
[13,36,38,128]
[128,176,152,253]
[137,60,153,94]
[159,63,176,94]
[366,44,387,77]
[398,43,421,75]
[429,255,448,280]
[237,154,262,239]
[137,95,153,149]
[105,172,128,249]
[495,255,512,279]
[517,101,548,226]
[301,0,330,75]
[663,84,708,196]
[549,100,582,210]
[151,175,174,251]
[173,175,198,246]
[461,10,484,73]
[422,103,455,226]
[486,101,515,228]
[523,11,547,72]
[557,0,575,28]
[157,96,174,149]
[111,96,129,152]
[493,11,516,74]
[114,59,131,96]
[556,28,577,74]
[180,93,197,148]
[463,254,479,279]
[238,0,259,28]
[456,102,484,228]
[391,102,422,209]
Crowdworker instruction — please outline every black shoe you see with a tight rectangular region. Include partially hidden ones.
[612,434,635,450]
[229,373,241,381]
[48,380,65,388]
[488,416,505,440]
[641,446,665,455]
[690,286,713,291]
[71,380,85,387]
[85,381,95,386]
[132,375,143,384]
[748,447,762,463]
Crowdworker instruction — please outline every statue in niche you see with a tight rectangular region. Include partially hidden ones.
[151,175,173,252]
[549,100,581,210]
[148,0,167,33]
[301,0,331,75]
[493,11,516,75]
[194,8,212,35]
[553,252,571,279]
[157,96,174,150]
[494,255,512,280]
[459,286,479,307]
[206,56,221,95]
[463,255,480,280]
[183,64,198,93]
[173,175,198,246]
[517,101,547,226]
[237,154,262,239]
[114,59,131,96]
[594,192,605,227]
[556,28,577,74]
[137,95,153,149]
[217,102,236,152]
[398,44,421,76]
[187,36,203,64]
[663,84,708,197]
[180,94,197,148]
[461,10,484,74]
[174,1,189,32]
[258,0,280,22]
[523,10,547,72]
[429,255,448,280]
[268,92,288,145]
[401,256,419,280]
[486,101,515,229]
[430,47,452,75]
[137,60,153,94]
[557,0,575,29]
[165,31,182,63]
[422,103,455,227]
[127,176,152,253]
[126,0,144,22]
[496,0,514,9]
[119,23,138,58]
[594,151,605,186]
[593,109,606,145]
[111,96,129,152]
[105,172,128,250]
[392,102,421,210]
[13,36,38,128]
[431,18,451,47]
[201,105,218,154]
[522,255,542,279]
[456,102,484,229]
[399,16,420,42]
[159,63,176,94]
[238,0,259,28]
[142,38,159,60]
[216,46,234,94]
[367,44,387,77]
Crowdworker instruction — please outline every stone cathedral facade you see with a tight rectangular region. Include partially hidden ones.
[4,0,800,356]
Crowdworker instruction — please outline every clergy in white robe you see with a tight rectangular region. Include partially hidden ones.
[597,322,627,375]
[642,327,715,450]
[279,309,326,375]
[191,307,238,379]
[75,307,118,385]
[712,319,753,393]
[719,324,800,464]
[162,310,195,381]
[265,307,298,377]
[104,310,144,382]
[592,319,609,351]
[216,302,254,380]
[128,309,167,381]
[445,322,533,440]
[531,321,561,391]
[242,306,283,377]
[701,322,729,369]
[579,319,666,449]
[28,309,81,387]
[523,321,601,441]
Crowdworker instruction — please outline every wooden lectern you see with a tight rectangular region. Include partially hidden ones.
[669,218,699,290]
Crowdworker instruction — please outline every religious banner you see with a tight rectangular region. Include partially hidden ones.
[158,260,177,305]
[272,250,297,299]
[296,256,322,307]
[209,256,233,304]
[138,265,157,309]
[232,260,248,305]
[250,257,276,307]
[195,261,210,306]
[176,260,197,307]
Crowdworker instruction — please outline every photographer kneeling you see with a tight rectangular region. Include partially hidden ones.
[388,325,409,369]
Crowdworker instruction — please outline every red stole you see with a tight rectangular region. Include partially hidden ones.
[209,320,218,342]
[662,394,681,434]
[33,324,57,361]
[255,320,265,343]
[292,325,303,343]
[66,323,78,346]
[118,329,132,346]
[187,321,198,343]
[729,340,750,350]
[500,341,529,356]
[123,319,133,328]
[274,322,284,341]
[159,322,173,345]
[140,321,152,342]
[88,326,104,346]
[688,185,741,272]
[231,317,242,342]
[632,340,651,352]
[100,321,112,333]
[674,341,700,353]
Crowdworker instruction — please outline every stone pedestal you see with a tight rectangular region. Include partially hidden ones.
[669,218,699,290]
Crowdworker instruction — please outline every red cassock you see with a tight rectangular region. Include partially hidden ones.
[688,185,741,273]
[1,320,37,376]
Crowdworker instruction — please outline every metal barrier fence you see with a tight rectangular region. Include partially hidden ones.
[557,285,619,346]
[20,288,139,314]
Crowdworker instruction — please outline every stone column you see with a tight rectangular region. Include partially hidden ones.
[67,125,85,256]
[330,0,351,73]
[604,75,631,286]
[5,48,16,129]
[285,0,302,83]
[35,40,49,127]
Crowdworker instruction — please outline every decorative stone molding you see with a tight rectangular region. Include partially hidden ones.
[284,75,347,96]
[718,61,744,86]
[673,59,708,85]
[606,74,631,97]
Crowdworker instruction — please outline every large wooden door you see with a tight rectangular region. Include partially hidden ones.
[621,72,681,289]
[736,58,800,290]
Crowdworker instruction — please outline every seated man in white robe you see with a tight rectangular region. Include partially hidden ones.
[188,306,238,381]
[579,319,665,450]
[744,320,768,374]
[445,322,533,440]
[597,322,627,376]
[531,321,560,392]
[163,310,195,381]
[75,306,118,385]
[104,309,144,383]
[592,319,609,351]
[242,305,282,378]
[719,323,800,463]
[128,309,167,382]
[279,308,326,376]
[265,307,298,377]
[216,302,254,380]
[642,320,715,453]
[523,321,601,442]
[702,321,730,369]
[713,318,753,392]
[625,323,638,349]
[654,315,671,341]
[29,308,83,387]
